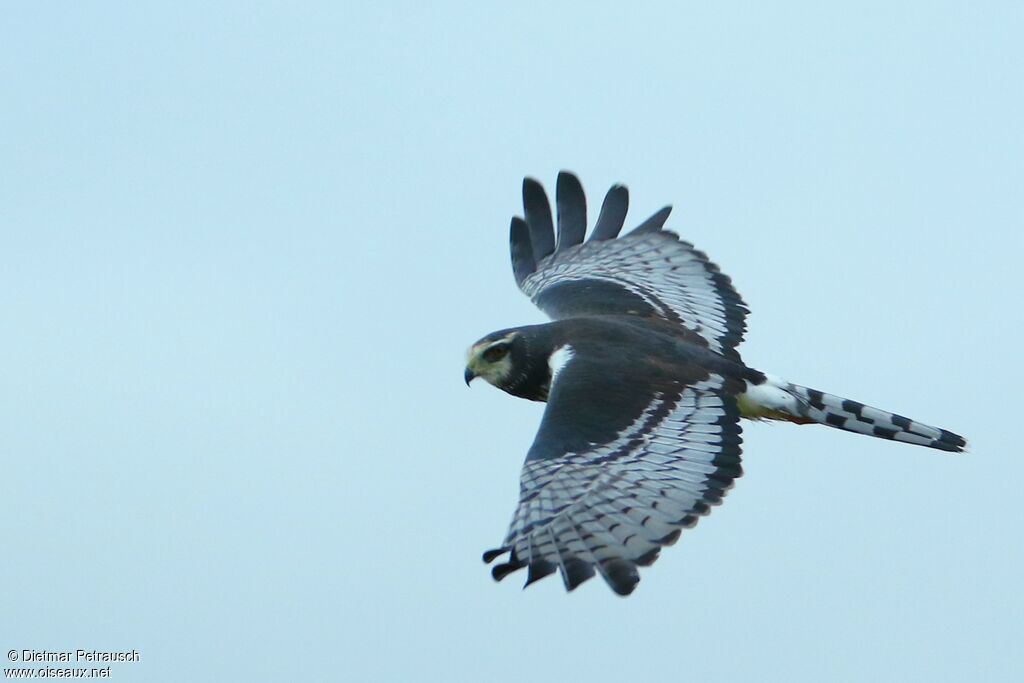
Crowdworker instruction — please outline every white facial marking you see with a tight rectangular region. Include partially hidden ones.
[466,332,518,387]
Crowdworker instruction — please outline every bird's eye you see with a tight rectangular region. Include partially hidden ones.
[483,345,508,362]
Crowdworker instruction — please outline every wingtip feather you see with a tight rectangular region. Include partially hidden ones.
[509,216,536,284]
[590,183,629,241]
[522,176,555,260]
[555,171,586,251]
[629,205,672,234]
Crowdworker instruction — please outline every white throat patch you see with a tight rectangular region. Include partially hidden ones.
[548,345,574,383]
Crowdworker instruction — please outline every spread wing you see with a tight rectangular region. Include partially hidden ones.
[483,347,744,595]
[509,171,749,359]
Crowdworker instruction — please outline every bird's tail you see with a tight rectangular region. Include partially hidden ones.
[738,374,967,453]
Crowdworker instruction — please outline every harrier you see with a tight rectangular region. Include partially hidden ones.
[465,172,965,596]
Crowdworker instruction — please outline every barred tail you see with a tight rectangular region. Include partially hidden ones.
[739,374,967,453]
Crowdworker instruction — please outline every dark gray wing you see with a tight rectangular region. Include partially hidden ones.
[510,172,748,359]
[483,348,744,595]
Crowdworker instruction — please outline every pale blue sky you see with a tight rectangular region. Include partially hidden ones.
[2,2,1021,681]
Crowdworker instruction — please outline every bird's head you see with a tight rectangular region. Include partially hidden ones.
[464,330,521,389]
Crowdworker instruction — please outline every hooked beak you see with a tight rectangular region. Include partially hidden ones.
[464,367,477,386]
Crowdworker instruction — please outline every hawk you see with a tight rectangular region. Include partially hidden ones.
[465,172,966,596]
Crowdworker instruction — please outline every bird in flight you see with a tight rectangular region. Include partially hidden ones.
[465,172,966,596]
